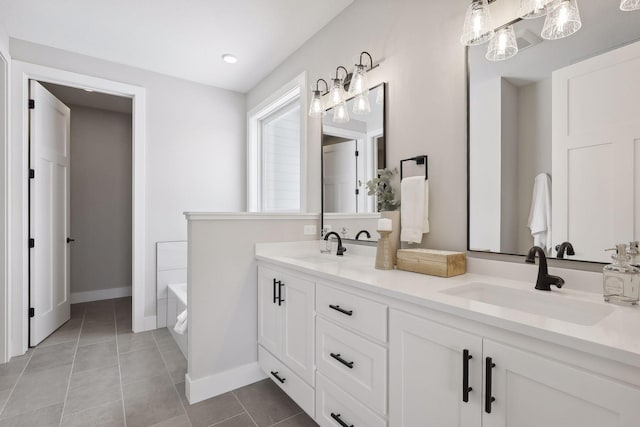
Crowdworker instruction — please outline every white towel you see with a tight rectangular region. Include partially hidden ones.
[400,177,430,244]
[528,173,552,252]
[174,309,188,335]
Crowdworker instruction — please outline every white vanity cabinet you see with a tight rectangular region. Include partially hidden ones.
[257,265,315,415]
[389,309,640,427]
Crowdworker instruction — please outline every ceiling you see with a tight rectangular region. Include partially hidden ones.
[5,0,354,93]
[42,82,133,114]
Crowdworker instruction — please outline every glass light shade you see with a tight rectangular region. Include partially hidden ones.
[460,0,495,46]
[519,0,553,19]
[486,26,518,61]
[333,101,350,123]
[620,0,640,11]
[329,78,346,106]
[376,86,384,105]
[308,91,325,118]
[352,92,371,115]
[348,64,369,96]
[541,0,582,40]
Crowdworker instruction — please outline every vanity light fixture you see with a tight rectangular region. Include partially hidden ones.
[460,0,495,46]
[348,51,374,96]
[308,79,329,118]
[353,92,371,115]
[221,53,238,64]
[328,66,349,107]
[541,0,582,40]
[519,0,554,19]
[620,0,640,11]
[486,25,518,61]
[332,100,350,123]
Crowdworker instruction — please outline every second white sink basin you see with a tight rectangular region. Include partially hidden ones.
[442,282,614,326]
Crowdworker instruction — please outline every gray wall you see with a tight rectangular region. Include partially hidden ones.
[9,39,246,319]
[247,0,470,252]
[69,106,132,295]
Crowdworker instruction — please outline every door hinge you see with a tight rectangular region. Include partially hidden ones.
[29,238,35,248]
[355,150,359,157]
[29,308,35,318]
[29,169,35,179]
[28,99,35,109]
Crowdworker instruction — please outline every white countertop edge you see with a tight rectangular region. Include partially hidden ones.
[255,251,640,369]
[184,212,320,221]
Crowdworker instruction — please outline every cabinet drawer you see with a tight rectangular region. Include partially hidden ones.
[316,317,387,414]
[258,345,314,418]
[316,373,386,427]
[317,284,388,342]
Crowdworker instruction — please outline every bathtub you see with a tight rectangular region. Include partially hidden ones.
[167,283,188,359]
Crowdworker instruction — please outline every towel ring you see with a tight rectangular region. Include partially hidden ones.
[400,155,428,180]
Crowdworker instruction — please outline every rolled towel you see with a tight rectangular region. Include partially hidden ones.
[174,310,188,335]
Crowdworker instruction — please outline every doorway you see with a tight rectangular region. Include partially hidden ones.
[28,81,133,346]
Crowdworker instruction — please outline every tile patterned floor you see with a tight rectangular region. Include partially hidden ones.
[0,298,317,427]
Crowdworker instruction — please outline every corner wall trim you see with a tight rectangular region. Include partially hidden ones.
[185,363,267,404]
[70,286,132,304]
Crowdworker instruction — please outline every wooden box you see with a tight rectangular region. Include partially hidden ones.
[396,249,466,278]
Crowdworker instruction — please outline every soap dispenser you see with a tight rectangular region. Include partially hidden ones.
[628,241,640,268]
[603,243,640,305]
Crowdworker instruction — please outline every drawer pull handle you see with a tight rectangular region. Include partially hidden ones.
[462,349,473,403]
[270,371,286,384]
[277,281,285,306]
[485,357,496,413]
[272,279,278,304]
[330,353,354,369]
[329,304,353,316]
[330,413,354,427]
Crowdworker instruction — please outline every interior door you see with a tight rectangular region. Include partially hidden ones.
[323,140,357,213]
[483,339,640,427]
[29,81,71,346]
[389,310,483,427]
[552,41,640,262]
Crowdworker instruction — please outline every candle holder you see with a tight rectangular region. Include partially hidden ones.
[375,230,394,270]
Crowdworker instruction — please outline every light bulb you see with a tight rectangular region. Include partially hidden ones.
[308,91,325,118]
[541,0,581,40]
[349,64,369,96]
[333,101,350,123]
[329,78,345,106]
[460,0,495,46]
[620,0,640,11]
[519,0,553,19]
[353,92,371,115]
[486,26,518,61]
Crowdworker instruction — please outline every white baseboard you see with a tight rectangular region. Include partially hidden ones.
[70,286,132,304]
[186,362,267,404]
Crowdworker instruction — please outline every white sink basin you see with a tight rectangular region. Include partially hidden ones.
[442,282,614,326]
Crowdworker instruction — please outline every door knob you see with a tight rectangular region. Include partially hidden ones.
[66,237,76,243]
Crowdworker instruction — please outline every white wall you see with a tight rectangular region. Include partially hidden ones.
[247,0,470,252]
[0,0,10,363]
[8,39,246,334]
[68,106,132,298]
[186,214,319,403]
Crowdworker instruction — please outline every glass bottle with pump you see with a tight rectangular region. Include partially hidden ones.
[603,243,640,305]
[628,241,640,268]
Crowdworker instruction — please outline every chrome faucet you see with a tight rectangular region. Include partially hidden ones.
[355,230,371,240]
[324,232,347,256]
[525,246,565,291]
[555,242,575,259]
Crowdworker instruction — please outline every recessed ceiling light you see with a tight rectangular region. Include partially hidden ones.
[221,54,238,64]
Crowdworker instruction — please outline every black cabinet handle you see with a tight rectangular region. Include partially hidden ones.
[278,281,285,306]
[66,237,75,243]
[270,371,286,384]
[485,357,496,413]
[330,413,353,427]
[330,353,354,369]
[272,279,277,304]
[462,349,473,403]
[329,304,353,316]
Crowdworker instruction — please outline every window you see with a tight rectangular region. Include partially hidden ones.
[247,73,307,212]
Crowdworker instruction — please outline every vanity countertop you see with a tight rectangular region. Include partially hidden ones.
[256,241,640,368]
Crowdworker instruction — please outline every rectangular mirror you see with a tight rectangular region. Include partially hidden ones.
[468,3,640,263]
[322,83,386,242]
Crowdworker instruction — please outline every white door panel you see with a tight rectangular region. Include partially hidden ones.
[29,81,71,346]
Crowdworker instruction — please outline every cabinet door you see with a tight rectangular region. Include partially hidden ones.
[257,266,282,358]
[483,340,640,427]
[280,272,315,385]
[389,310,483,427]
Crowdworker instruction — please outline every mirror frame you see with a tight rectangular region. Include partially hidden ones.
[320,82,387,243]
[465,19,605,266]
